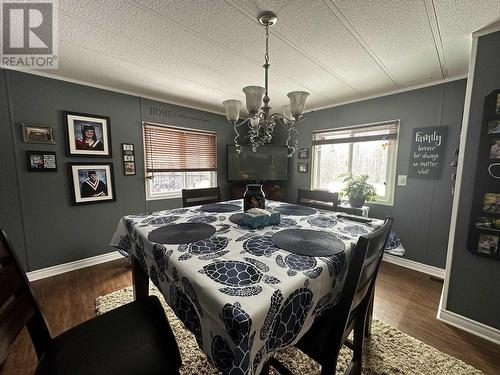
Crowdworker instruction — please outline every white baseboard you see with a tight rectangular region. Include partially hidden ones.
[437,306,500,346]
[382,254,445,279]
[27,251,124,281]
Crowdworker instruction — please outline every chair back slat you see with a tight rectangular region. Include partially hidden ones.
[0,230,51,365]
[0,291,35,364]
[297,189,339,210]
[182,187,221,207]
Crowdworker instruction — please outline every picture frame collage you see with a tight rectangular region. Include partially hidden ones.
[467,90,500,259]
[298,148,309,173]
[122,143,136,175]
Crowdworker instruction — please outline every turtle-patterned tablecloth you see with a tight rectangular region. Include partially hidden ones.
[110,200,384,375]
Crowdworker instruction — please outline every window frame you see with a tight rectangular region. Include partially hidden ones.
[310,120,400,206]
[142,121,218,201]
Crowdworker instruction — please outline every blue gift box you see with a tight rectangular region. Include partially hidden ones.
[242,209,281,229]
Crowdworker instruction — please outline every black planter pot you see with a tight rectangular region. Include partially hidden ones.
[349,197,365,208]
[243,184,266,211]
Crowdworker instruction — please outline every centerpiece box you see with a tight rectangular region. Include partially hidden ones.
[242,208,281,229]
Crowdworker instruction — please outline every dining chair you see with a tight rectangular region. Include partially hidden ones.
[267,217,393,375]
[0,229,182,375]
[296,189,339,211]
[182,186,221,207]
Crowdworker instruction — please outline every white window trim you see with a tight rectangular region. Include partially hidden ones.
[142,121,218,201]
[310,120,400,206]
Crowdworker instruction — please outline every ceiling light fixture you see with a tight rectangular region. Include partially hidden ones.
[222,11,310,158]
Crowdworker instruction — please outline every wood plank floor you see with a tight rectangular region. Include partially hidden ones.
[2,260,499,374]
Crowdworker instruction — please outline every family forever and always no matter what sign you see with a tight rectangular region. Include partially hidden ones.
[408,126,448,179]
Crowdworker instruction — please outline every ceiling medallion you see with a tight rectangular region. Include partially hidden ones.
[222,11,310,158]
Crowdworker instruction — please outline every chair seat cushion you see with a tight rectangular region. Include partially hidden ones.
[35,296,181,375]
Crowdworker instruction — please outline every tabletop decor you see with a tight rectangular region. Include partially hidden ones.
[243,184,265,211]
[222,11,309,157]
[68,162,115,205]
[64,111,111,157]
[26,151,57,171]
[340,173,376,208]
[110,200,385,375]
[242,208,280,229]
[148,223,216,244]
[21,123,55,144]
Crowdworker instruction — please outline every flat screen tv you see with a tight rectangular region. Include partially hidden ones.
[227,145,289,181]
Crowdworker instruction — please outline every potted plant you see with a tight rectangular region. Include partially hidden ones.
[339,173,376,208]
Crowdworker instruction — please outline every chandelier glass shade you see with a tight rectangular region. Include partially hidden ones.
[222,12,309,157]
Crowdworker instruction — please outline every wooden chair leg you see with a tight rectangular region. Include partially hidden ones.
[259,360,270,375]
[131,255,149,300]
[347,316,365,375]
[364,289,374,338]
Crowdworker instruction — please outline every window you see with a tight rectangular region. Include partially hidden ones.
[144,123,217,199]
[311,121,399,205]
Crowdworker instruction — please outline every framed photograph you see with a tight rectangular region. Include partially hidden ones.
[490,139,500,159]
[475,217,500,232]
[496,93,500,116]
[122,144,134,151]
[124,161,136,176]
[26,151,57,171]
[298,162,309,173]
[478,233,498,255]
[22,123,55,144]
[123,155,134,162]
[65,111,111,157]
[483,193,500,213]
[68,163,116,205]
[298,148,309,159]
[487,120,500,134]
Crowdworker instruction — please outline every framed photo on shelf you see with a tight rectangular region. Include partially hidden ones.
[298,148,309,159]
[68,163,116,205]
[298,162,309,173]
[26,151,57,171]
[22,123,55,144]
[65,111,111,157]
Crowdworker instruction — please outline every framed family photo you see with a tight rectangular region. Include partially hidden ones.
[26,151,57,171]
[68,163,116,205]
[65,111,111,157]
[298,148,309,159]
[22,123,55,144]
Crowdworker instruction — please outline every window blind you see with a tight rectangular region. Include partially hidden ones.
[144,124,217,173]
[312,121,399,146]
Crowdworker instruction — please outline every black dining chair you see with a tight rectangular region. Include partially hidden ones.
[182,186,221,207]
[0,229,182,375]
[268,217,393,375]
[296,189,339,211]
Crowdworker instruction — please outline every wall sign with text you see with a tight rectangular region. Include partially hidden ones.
[408,126,448,179]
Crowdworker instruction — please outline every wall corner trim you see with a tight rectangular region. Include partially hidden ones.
[26,251,124,281]
[382,254,445,279]
[437,300,500,345]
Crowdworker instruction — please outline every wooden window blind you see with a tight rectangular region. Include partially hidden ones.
[312,121,399,146]
[144,124,217,173]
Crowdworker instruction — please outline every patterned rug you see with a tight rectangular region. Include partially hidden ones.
[96,286,483,375]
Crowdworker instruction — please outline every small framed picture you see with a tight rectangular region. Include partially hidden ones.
[298,148,309,159]
[490,139,500,159]
[68,163,116,205]
[483,193,500,213]
[124,161,136,176]
[22,123,55,144]
[122,144,134,151]
[123,155,134,162]
[26,151,57,171]
[65,111,111,157]
[496,93,500,116]
[487,120,500,134]
[298,162,309,173]
[475,217,500,232]
[478,233,498,255]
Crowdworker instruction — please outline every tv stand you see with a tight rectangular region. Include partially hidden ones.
[231,183,287,202]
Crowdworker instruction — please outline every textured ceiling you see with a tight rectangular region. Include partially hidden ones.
[35,0,500,114]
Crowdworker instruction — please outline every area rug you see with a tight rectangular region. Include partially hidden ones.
[96,287,483,375]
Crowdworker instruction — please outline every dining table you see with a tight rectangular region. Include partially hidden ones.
[110,199,385,375]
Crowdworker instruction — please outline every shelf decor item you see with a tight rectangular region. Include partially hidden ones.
[243,184,265,211]
[340,173,376,208]
[65,111,111,157]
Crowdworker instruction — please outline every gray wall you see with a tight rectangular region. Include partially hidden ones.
[0,70,227,271]
[286,79,467,269]
[446,31,500,329]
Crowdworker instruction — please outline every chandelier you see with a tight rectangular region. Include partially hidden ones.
[222,11,310,158]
